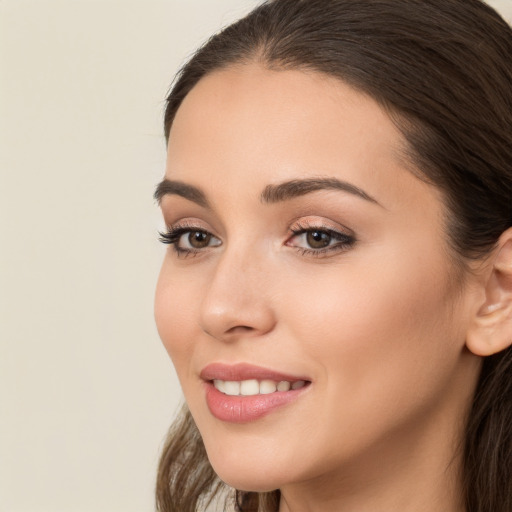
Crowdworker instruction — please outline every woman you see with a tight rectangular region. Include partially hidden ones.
[153,1,512,511]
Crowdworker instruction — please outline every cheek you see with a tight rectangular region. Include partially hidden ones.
[282,246,464,425]
[154,260,198,376]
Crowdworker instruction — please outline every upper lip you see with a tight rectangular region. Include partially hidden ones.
[200,362,310,382]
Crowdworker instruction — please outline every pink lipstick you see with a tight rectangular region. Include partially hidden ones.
[200,363,310,423]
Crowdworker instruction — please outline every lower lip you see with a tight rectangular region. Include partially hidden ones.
[204,382,309,423]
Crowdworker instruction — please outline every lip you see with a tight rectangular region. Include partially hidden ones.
[200,363,311,423]
[200,362,310,382]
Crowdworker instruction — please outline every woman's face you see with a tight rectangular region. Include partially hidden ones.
[155,65,481,493]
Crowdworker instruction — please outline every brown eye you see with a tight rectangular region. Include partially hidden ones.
[286,225,355,257]
[188,231,212,248]
[159,226,221,254]
[306,230,331,248]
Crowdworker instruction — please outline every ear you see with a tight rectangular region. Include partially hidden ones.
[466,228,512,357]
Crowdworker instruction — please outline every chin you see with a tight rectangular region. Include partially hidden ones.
[203,440,291,492]
[212,466,281,493]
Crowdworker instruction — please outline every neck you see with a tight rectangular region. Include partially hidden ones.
[278,447,465,512]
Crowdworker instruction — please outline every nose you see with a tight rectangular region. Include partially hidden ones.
[198,246,277,342]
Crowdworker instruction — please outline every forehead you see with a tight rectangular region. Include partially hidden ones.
[165,63,427,211]
[169,63,405,160]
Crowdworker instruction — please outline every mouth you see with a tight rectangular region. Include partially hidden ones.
[200,363,311,423]
[212,378,308,396]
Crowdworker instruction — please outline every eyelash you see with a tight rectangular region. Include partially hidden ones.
[158,223,356,258]
[287,222,356,257]
[158,225,218,257]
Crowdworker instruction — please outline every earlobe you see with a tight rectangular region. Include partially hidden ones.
[466,229,512,357]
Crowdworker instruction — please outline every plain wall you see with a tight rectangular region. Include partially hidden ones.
[1,1,511,511]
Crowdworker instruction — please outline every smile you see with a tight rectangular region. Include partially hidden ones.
[201,363,311,423]
[213,379,307,396]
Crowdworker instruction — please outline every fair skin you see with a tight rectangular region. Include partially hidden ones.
[155,64,491,512]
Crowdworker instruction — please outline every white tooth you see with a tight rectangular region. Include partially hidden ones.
[224,381,241,396]
[259,380,277,394]
[240,379,260,396]
[213,379,226,393]
[277,381,291,392]
[291,380,306,390]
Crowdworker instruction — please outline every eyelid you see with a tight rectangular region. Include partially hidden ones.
[288,216,354,237]
[158,219,222,257]
[285,217,356,257]
[166,217,212,231]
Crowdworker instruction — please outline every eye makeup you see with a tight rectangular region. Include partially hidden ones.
[159,219,221,258]
[158,217,356,260]
[286,218,356,258]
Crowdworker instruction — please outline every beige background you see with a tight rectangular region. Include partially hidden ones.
[1,1,511,511]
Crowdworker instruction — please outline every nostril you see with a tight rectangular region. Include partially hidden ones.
[199,289,276,340]
[225,325,255,334]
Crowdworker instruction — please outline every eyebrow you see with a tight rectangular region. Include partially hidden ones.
[154,176,381,208]
[261,177,380,205]
[154,179,209,208]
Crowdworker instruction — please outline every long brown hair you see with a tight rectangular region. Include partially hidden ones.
[156,1,512,510]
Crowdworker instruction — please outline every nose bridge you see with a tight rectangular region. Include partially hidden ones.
[198,240,276,340]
